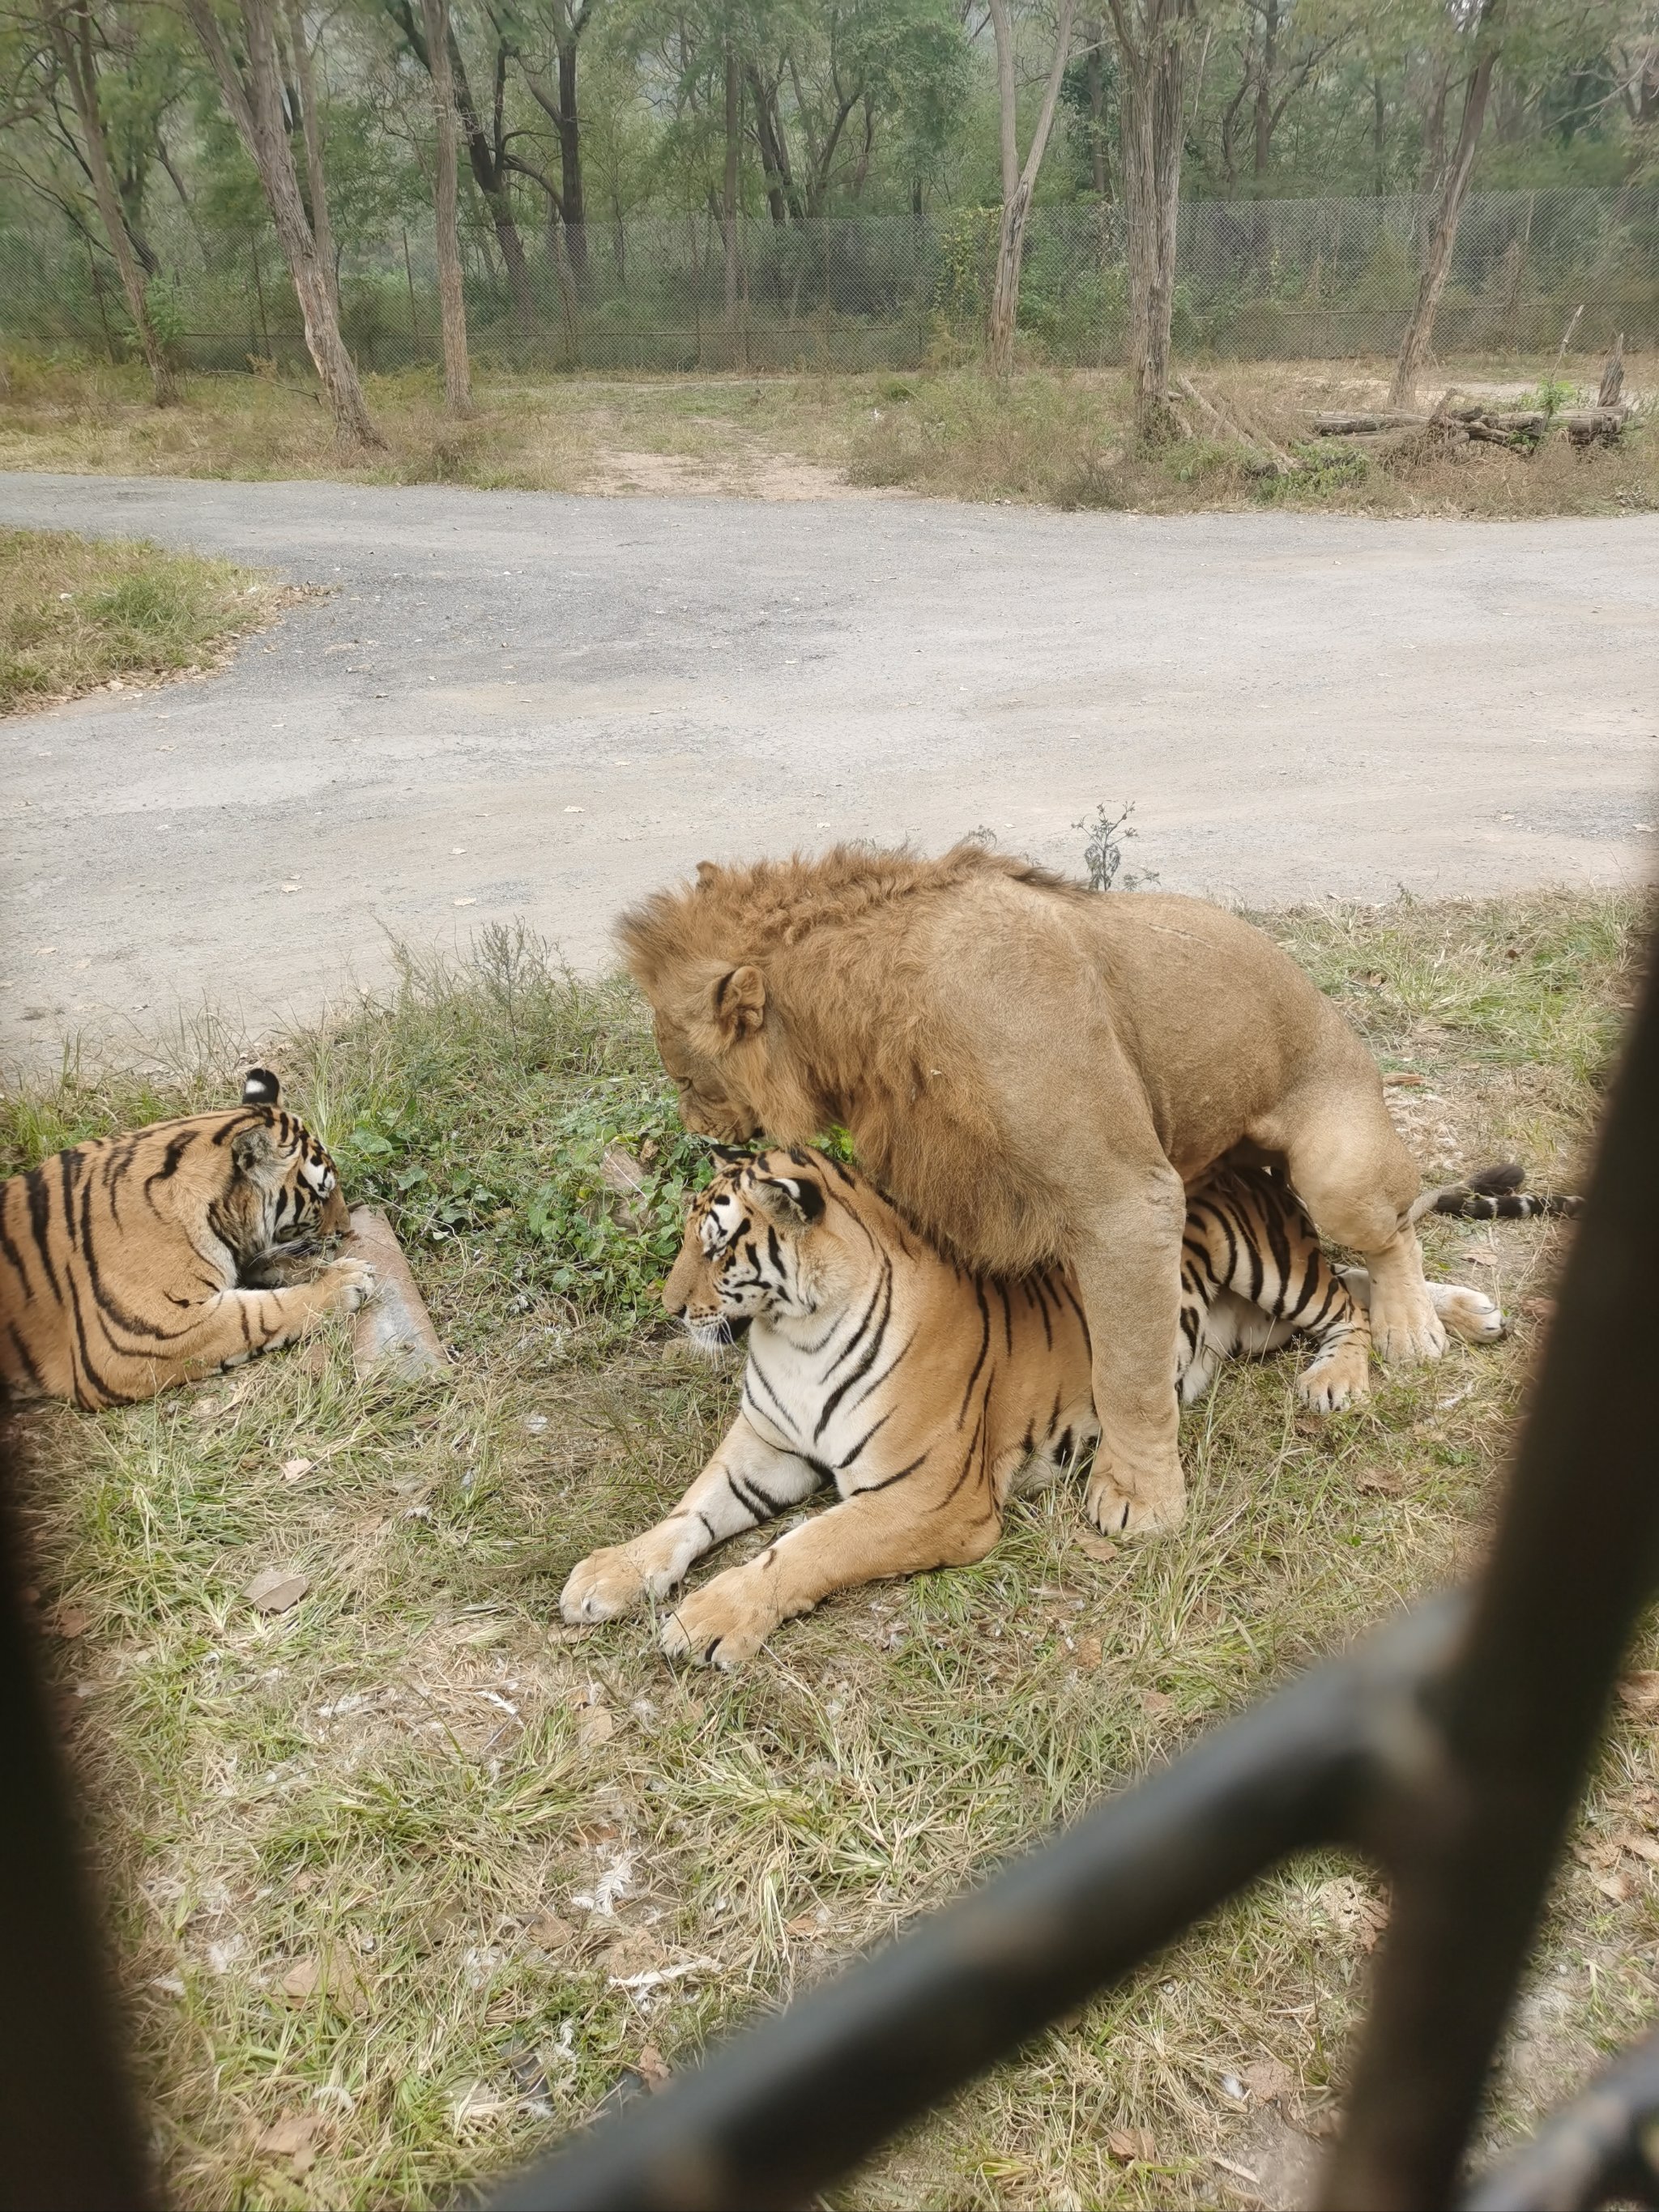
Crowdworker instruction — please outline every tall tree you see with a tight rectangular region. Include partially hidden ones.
[500,0,594,279]
[1391,0,1503,406]
[385,0,535,329]
[419,0,470,407]
[44,0,179,403]
[184,0,379,442]
[985,0,1077,378]
[279,0,335,303]
[1110,0,1192,437]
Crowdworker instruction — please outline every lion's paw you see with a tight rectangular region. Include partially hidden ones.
[1296,1340,1371,1413]
[660,1571,774,1669]
[1371,1289,1448,1365]
[1083,1468,1186,1540]
[561,1545,654,1625]
[1431,1282,1506,1345]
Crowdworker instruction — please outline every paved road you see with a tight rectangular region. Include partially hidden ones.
[2,473,1655,1067]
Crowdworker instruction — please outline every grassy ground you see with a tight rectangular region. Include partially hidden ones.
[0,526,286,717]
[3,893,1653,2211]
[1,350,1652,517]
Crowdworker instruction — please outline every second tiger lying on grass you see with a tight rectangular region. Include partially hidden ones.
[563,1149,1508,1668]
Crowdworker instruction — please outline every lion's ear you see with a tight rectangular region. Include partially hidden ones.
[710,963,766,1046]
[695,860,723,889]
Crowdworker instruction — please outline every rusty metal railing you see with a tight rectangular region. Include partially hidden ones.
[3,925,1656,2212]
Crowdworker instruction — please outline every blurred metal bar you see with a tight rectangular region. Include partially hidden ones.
[1328,930,1659,2210]
[1464,2027,1659,2211]
[0,1472,153,2212]
[491,1601,1459,2212]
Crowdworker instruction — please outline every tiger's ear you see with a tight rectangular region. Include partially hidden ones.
[241,1067,280,1106]
[708,1142,756,1170]
[232,1124,279,1174]
[708,963,766,1047]
[748,1171,825,1230]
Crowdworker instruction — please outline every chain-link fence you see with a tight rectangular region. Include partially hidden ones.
[3,186,1655,377]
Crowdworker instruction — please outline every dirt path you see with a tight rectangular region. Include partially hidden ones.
[1,472,1654,1067]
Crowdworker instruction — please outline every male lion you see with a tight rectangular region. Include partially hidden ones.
[619,844,1444,1536]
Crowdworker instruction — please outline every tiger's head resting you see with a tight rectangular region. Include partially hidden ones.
[222,1067,350,1268]
[662,1145,891,1352]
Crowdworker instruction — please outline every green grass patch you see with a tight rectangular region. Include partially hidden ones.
[6,891,1655,2209]
[0,526,282,715]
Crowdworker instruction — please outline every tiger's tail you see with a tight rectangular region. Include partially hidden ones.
[1408,1162,1583,1225]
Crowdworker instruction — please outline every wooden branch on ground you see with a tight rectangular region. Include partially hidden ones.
[1175,373,1298,475]
[1314,403,1629,448]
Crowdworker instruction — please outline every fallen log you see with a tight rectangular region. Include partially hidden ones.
[1314,411,1428,434]
[345,1205,450,1381]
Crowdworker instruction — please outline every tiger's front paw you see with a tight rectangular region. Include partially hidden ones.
[561,1545,656,1625]
[1296,1340,1371,1413]
[1430,1282,1506,1344]
[323,1257,377,1313]
[660,1569,775,1669]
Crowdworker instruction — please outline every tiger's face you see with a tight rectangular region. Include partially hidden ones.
[218,1070,349,1264]
[663,1149,849,1350]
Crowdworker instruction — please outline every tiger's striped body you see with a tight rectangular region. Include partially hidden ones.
[563,1149,1503,1667]
[0,1071,374,1409]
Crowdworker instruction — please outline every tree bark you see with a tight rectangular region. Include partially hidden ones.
[419,0,470,412]
[555,28,586,282]
[1391,1,1503,410]
[986,0,1077,380]
[722,45,740,332]
[1111,0,1187,440]
[280,0,335,308]
[185,0,379,445]
[1085,25,1112,197]
[1252,0,1277,178]
[49,1,179,406]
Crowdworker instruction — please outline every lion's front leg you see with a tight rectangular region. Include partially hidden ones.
[662,1478,1004,1669]
[1072,1170,1188,1538]
[561,1413,821,1626]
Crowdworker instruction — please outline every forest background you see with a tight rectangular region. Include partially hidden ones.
[3,0,1657,442]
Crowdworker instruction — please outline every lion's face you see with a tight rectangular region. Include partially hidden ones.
[654,1016,761,1142]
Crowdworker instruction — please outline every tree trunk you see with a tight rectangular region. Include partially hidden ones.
[748,64,799,226]
[986,0,1077,379]
[419,0,470,413]
[1391,3,1503,410]
[280,0,335,309]
[556,31,586,283]
[722,46,740,332]
[1371,71,1386,196]
[1085,27,1111,198]
[1112,0,1185,440]
[1252,0,1277,178]
[50,2,179,407]
[186,0,379,445]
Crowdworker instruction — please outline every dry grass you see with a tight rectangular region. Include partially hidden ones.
[0,349,1652,517]
[0,526,286,717]
[4,891,1654,2211]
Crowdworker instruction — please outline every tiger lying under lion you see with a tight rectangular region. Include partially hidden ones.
[562,1149,1551,1669]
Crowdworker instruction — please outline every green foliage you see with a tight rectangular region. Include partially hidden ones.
[0,526,266,714]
